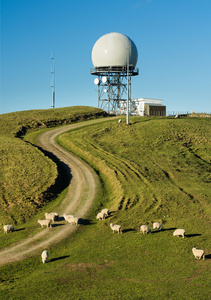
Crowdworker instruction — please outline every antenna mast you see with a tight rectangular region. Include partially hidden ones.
[51,56,55,108]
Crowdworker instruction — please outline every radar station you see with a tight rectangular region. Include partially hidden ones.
[90,32,139,117]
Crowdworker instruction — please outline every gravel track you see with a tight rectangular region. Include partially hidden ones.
[0,117,115,266]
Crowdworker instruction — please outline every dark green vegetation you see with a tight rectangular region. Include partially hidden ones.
[0,106,107,225]
[0,111,210,299]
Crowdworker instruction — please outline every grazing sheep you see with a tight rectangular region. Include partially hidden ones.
[63,214,73,221]
[118,119,122,123]
[153,222,163,231]
[38,219,51,228]
[140,225,151,234]
[173,229,185,238]
[96,212,106,220]
[49,212,59,221]
[45,213,56,223]
[101,208,110,217]
[41,250,49,263]
[110,223,122,234]
[64,214,79,225]
[3,225,14,234]
[70,216,79,225]
[192,247,205,260]
[63,214,74,222]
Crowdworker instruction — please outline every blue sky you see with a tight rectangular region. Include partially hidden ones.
[1,0,211,114]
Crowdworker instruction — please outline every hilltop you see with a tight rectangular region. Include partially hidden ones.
[0,108,210,299]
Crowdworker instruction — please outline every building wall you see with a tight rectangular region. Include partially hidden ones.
[119,98,166,116]
[144,104,166,116]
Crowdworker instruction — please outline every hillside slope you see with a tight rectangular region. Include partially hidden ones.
[0,114,210,299]
[58,116,211,227]
[0,106,107,225]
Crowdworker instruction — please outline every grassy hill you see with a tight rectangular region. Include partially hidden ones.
[0,106,107,225]
[0,110,210,299]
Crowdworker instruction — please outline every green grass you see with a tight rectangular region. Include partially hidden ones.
[0,113,210,299]
[0,106,107,225]
[0,106,107,137]
[0,223,210,299]
[57,117,210,222]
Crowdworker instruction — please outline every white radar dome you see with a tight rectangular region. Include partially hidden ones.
[92,32,138,69]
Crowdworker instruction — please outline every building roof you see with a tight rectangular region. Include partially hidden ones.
[132,98,164,106]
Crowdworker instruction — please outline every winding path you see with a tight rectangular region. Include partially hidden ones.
[0,117,116,266]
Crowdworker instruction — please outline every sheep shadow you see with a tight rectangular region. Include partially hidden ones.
[151,230,162,234]
[78,218,93,226]
[185,233,202,238]
[163,227,177,232]
[51,223,65,228]
[205,254,211,259]
[50,255,70,262]
[122,228,136,234]
[15,228,25,232]
[107,211,115,217]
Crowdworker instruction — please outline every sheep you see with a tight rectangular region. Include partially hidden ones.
[140,225,151,235]
[69,216,79,225]
[153,222,163,231]
[49,212,59,221]
[45,213,56,223]
[192,247,205,260]
[101,208,110,217]
[96,211,106,220]
[110,223,122,234]
[41,250,49,263]
[64,214,79,225]
[173,229,185,238]
[38,219,51,228]
[3,225,14,234]
[63,214,74,223]
[70,216,79,226]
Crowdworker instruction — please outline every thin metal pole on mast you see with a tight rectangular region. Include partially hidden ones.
[51,57,55,108]
[126,46,130,124]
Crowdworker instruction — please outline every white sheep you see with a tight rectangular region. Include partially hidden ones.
[64,214,79,225]
[101,208,110,217]
[41,250,49,263]
[96,211,106,220]
[70,216,79,225]
[45,213,56,223]
[110,223,122,234]
[153,222,163,231]
[38,219,51,228]
[63,214,74,222]
[3,225,14,234]
[173,229,185,238]
[192,247,205,260]
[49,212,59,221]
[140,225,151,234]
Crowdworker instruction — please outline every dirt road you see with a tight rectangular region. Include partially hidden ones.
[0,117,116,266]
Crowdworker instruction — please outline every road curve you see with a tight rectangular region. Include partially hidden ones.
[0,117,116,266]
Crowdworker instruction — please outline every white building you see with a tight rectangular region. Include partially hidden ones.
[119,98,166,116]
